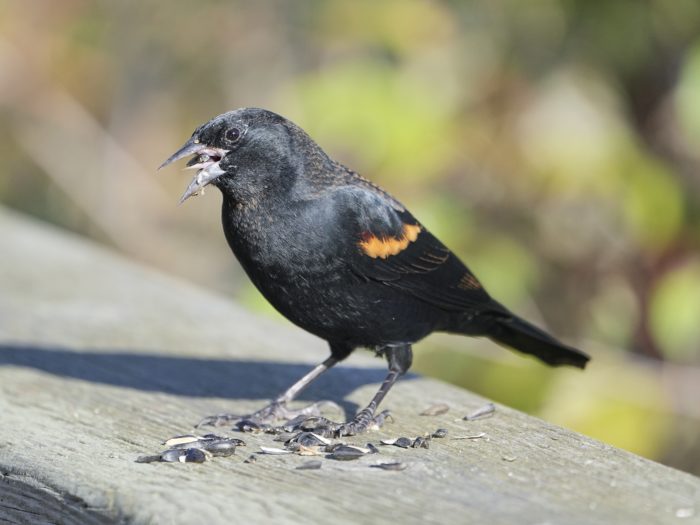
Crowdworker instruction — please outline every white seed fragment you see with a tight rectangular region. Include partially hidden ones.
[163,435,200,447]
[452,432,486,440]
[259,446,292,455]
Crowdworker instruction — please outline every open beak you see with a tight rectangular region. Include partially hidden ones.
[158,138,228,203]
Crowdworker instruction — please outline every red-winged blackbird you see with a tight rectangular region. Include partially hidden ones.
[160,108,589,436]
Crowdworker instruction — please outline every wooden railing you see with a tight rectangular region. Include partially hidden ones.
[1,206,698,525]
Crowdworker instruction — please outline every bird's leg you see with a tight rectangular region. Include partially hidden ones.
[306,344,411,437]
[248,355,342,421]
[196,356,340,428]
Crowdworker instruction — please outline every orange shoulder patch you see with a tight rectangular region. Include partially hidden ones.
[359,223,421,259]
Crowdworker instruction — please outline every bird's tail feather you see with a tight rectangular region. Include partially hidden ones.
[460,307,589,369]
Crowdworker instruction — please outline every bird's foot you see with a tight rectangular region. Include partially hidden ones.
[284,409,392,438]
[336,408,392,437]
[195,400,341,429]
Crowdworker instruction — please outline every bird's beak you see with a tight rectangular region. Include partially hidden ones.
[158,137,203,170]
[158,138,228,203]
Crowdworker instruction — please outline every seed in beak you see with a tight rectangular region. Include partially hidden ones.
[186,154,212,168]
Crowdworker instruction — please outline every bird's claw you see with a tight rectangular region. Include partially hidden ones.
[336,408,391,437]
[247,399,341,425]
[195,413,241,428]
[281,409,392,437]
[196,400,342,429]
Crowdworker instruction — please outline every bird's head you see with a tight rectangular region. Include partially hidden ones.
[159,108,309,203]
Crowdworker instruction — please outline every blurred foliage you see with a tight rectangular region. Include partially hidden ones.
[1,0,700,474]
[677,41,700,141]
[651,258,700,361]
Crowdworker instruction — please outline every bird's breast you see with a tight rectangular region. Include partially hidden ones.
[219,197,441,345]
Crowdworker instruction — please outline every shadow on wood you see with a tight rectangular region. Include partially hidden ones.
[0,342,417,417]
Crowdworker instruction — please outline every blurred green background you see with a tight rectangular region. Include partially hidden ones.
[1,1,699,474]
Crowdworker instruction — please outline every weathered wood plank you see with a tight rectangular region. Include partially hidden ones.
[0,206,698,525]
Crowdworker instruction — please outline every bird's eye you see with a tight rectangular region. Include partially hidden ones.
[225,127,242,143]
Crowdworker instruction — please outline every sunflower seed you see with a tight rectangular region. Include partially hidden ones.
[432,428,448,438]
[371,462,407,471]
[420,403,449,416]
[165,434,244,456]
[287,432,332,448]
[327,445,367,461]
[412,436,430,449]
[160,448,208,463]
[463,403,495,421]
[394,437,412,448]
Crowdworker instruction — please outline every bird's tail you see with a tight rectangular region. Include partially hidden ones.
[460,306,590,369]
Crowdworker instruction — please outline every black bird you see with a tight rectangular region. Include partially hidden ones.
[159,108,589,436]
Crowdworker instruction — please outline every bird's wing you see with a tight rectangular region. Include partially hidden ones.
[333,187,493,312]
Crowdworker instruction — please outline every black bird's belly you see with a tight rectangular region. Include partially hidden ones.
[222,202,444,347]
[248,265,442,346]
